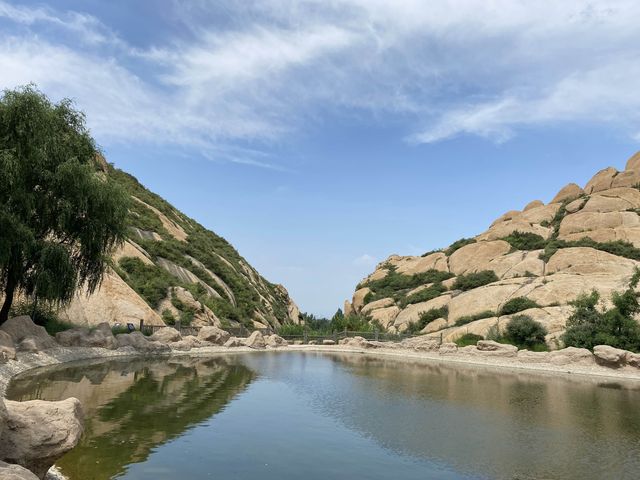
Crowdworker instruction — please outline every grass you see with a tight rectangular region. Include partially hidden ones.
[455,333,483,347]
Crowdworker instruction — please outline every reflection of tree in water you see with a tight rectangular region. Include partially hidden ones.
[10,357,255,480]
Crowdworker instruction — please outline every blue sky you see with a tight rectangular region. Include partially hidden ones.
[1,1,639,316]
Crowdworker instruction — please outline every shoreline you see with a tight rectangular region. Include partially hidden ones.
[4,343,640,399]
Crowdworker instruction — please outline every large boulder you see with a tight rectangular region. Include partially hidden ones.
[0,398,83,479]
[265,334,288,348]
[548,347,595,366]
[341,336,377,349]
[0,331,16,362]
[584,167,618,194]
[625,151,640,171]
[448,240,511,276]
[170,335,204,351]
[475,340,518,357]
[550,183,583,204]
[243,331,266,349]
[352,287,371,312]
[0,461,39,480]
[197,326,230,345]
[0,316,57,352]
[149,327,182,344]
[223,337,244,348]
[55,323,117,349]
[593,345,629,367]
[387,252,449,275]
[115,332,170,354]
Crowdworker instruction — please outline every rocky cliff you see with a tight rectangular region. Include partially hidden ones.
[59,156,300,330]
[346,152,640,346]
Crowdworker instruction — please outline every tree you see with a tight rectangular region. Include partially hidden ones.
[0,85,129,324]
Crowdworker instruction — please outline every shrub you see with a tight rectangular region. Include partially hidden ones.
[406,306,448,334]
[455,333,483,347]
[118,257,175,309]
[452,270,499,291]
[454,310,495,326]
[502,231,547,251]
[499,297,540,316]
[400,283,447,307]
[445,238,476,256]
[503,315,548,350]
[363,269,453,304]
[10,301,73,335]
[161,309,176,325]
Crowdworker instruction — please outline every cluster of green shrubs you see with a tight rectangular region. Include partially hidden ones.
[502,232,547,251]
[445,237,476,256]
[455,333,483,347]
[362,267,453,304]
[116,257,176,309]
[498,297,540,316]
[399,283,447,308]
[452,270,499,291]
[501,315,548,350]
[562,273,640,352]
[406,306,449,334]
[454,310,496,326]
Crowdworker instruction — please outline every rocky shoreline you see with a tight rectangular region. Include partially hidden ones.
[2,318,640,479]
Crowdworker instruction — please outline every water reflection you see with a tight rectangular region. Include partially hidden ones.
[8,357,254,480]
[8,352,640,480]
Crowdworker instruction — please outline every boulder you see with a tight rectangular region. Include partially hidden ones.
[0,461,39,480]
[243,331,266,349]
[322,339,336,345]
[448,240,511,276]
[0,398,83,479]
[516,350,551,363]
[627,352,640,369]
[523,200,544,211]
[625,151,640,171]
[559,211,640,238]
[265,334,288,348]
[550,183,583,204]
[115,332,170,354]
[55,323,117,349]
[610,169,640,189]
[548,347,595,366]
[0,316,57,351]
[393,295,451,328]
[368,306,401,329]
[223,337,244,348]
[197,326,231,345]
[343,300,354,317]
[170,335,204,351]
[420,318,448,334]
[0,330,16,362]
[438,342,458,355]
[149,327,182,344]
[342,336,377,349]
[352,287,371,312]
[477,220,552,242]
[593,345,629,367]
[388,252,449,275]
[308,340,317,345]
[361,298,395,314]
[583,167,618,194]
[412,339,440,352]
[475,340,518,356]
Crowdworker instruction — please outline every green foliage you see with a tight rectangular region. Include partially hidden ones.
[0,85,129,323]
[445,238,476,256]
[540,237,640,263]
[455,333,483,347]
[330,312,379,332]
[363,269,453,304]
[454,310,495,326]
[161,309,175,325]
[503,315,548,350]
[117,257,175,309]
[562,281,640,352]
[499,297,540,316]
[406,306,448,334]
[452,270,499,291]
[502,231,547,251]
[400,283,447,308]
[9,300,73,335]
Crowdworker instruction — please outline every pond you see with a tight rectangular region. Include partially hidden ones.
[7,352,640,480]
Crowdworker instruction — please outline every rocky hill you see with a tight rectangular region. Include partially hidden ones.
[345,152,640,347]
[59,155,300,330]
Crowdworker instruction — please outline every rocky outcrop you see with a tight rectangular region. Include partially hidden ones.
[0,461,39,480]
[265,334,288,348]
[115,332,170,354]
[197,326,230,345]
[0,397,83,479]
[243,331,266,349]
[55,323,117,349]
[346,151,640,342]
[0,317,57,352]
[149,327,182,344]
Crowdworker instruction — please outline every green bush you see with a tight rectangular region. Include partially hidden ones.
[499,297,540,316]
[502,231,547,251]
[503,314,548,350]
[454,310,495,326]
[452,270,499,291]
[445,238,476,256]
[363,269,453,304]
[117,257,175,309]
[161,309,175,325]
[406,306,448,334]
[400,283,447,308]
[10,301,73,335]
[455,333,483,347]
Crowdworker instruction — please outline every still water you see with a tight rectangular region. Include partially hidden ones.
[7,352,640,480]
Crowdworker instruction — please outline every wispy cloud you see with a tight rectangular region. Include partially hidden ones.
[1,0,639,165]
[353,254,376,267]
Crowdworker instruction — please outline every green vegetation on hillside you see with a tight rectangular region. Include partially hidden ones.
[452,270,499,291]
[406,306,448,334]
[362,267,453,305]
[503,315,548,350]
[499,297,540,316]
[445,237,476,256]
[454,310,496,326]
[502,231,547,251]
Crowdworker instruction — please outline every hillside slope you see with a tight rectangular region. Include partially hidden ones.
[346,151,640,347]
[60,156,300,330]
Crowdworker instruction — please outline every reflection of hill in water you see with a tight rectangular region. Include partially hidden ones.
[241,352,640,480]
[8,357,255,480]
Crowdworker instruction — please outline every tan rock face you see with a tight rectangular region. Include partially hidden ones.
[559,211,640,238]
[0,398,84,479]
[421,318,448,333]
[518,204,561,224]
[546,247,639,277]
[393,295,451,327]
[352,287,371,312]
[610,169,640,189]
[0,316,57,351]
[115,332,170,353]
[243,331,266,349]
[593,345,628,367]
[477,220,552,241]
[55,323,117,349]
[361,298,395,314]
[60,269,164,327]
[132,196,188,242]
[0,461,39,480]
[112,240,154,266]
[387,252,449,275]
[368,306,401,329]
[448,240,511,275]
[581,188,640,213]
[625,151,640,171]
[550,183,584,204]
[584,167,618,194]
[149,327,182,344]
[523,200,544,211]
[197,326,231,345]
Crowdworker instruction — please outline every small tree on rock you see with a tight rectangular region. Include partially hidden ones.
[0,85,129,324]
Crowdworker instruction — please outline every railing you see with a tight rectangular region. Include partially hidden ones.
[138,321,273,338]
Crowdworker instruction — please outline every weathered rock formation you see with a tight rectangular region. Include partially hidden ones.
[346,152,640,346]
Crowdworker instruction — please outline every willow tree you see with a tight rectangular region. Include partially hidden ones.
[0,85,129,324]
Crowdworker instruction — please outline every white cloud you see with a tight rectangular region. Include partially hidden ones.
[353,254,376,267]
[1,0,639,162]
